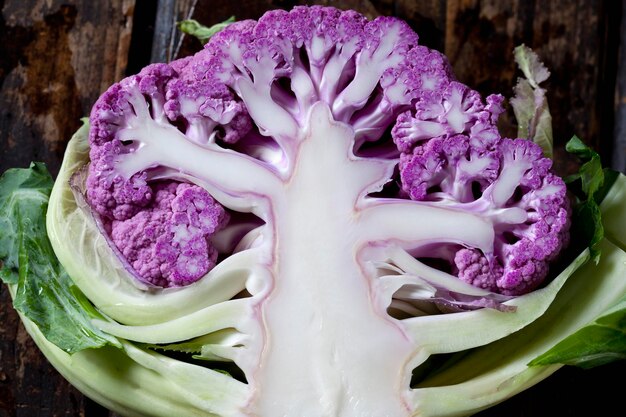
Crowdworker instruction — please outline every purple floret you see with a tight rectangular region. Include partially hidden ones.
[88,61,247,221]
[110,183,229,287]
[202,5,450,143]
[396,84,569,295]
[88,79,156,221]
[277,6,341,62]
[87,53,245,287]
[90,5,459,288]
[399,133,500,203]
[454,249,504,292]
[392,82,503,152]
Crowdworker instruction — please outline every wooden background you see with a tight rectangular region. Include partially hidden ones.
[1,0,625,416]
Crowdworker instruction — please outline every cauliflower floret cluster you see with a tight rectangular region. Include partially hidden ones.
[86,5,569,295]
[394,83,569,295]
[87,63,245,287]
[109,182,228,287]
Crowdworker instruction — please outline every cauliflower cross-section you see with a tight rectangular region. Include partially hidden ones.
[73,5,571,417]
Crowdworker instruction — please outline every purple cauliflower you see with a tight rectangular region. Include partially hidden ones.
[109,182,228,287]
[395,87,569,295]
[87,63,241,287]
[86,5,568,297]
[41,6,585,417]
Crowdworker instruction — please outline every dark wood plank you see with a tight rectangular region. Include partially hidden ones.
[440,0,620,174]
[394,0,446,51]
[0,1,135,417]
[150,0,196,63]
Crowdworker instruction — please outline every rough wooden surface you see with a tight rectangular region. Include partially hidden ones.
[0,1,134,416]
[0,0,624,416]
[614,0,626,170]
[0,0,135,178]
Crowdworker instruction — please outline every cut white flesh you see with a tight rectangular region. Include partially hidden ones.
[247,104,496,417]
[46,105,498,417]
[249,104,415,417]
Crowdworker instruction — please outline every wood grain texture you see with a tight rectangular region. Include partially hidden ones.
[0,1,624,416]
[613,0,626,172]
[150,0,196,63]
[402,0,620,174]
[0,0,135,177]
[0,1,134,416]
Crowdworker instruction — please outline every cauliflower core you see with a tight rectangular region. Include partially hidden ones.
[83,5,570,417]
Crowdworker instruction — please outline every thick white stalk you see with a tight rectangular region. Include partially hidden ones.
[116,88,282,199]
[358,201,494,253]
[333,25,404,119]
[248,104,416,417]
[94,298,253,344]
